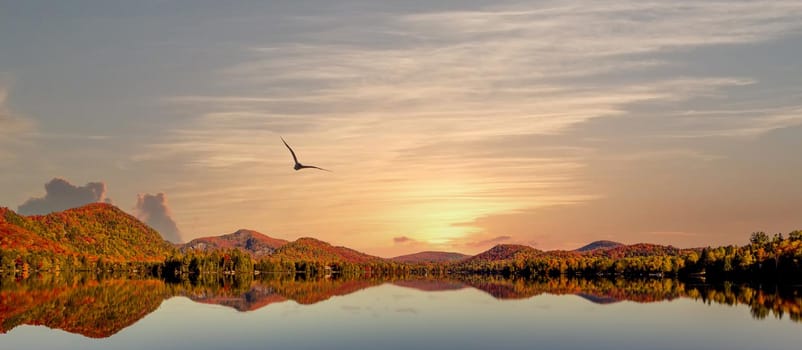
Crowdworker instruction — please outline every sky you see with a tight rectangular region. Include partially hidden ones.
[1,0,801,257]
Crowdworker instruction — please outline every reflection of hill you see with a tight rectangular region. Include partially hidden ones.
[181,283,289,312]
[684,283,802,322]
[171,274,383,311]
[458,275,544,300]
[0,275,170,338]
[392,279,467,292]
[575,293,621,304]
[267,277,381,305]
[454,276,802,321]
[2,274,801,338]
[455,275,685,303]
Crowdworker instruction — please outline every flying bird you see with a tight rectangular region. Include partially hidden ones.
[281,137,331,172]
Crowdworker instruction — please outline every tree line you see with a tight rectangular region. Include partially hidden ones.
[3,230,801,282]
[454,231,802,281]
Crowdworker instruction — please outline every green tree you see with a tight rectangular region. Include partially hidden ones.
[750,231,769,246]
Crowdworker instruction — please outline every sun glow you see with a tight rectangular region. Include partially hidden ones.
[379,180,530,244]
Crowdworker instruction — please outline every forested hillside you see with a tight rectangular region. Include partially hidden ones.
[1,203,175,271]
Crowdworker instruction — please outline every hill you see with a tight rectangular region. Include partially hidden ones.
[598,243,682,259]
[464,244,542,263]
[270,237,383,264]
[391,251,470,263]
[1,207,76,256]
[575,240,624,252]
[181,229,288,258]
[1,203,175,269]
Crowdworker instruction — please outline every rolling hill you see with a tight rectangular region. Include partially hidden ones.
[597,243,682,258]
[1,203,175,265]
[181,229,288,257]
[575,240,624,252]
[270,237,383,264]
[463,244,542,264]
[391,251,470,263]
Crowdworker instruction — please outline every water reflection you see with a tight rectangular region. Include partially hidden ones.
[1,273,800,338]
[0,274,170,338]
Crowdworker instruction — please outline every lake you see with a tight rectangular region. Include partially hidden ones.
[1,274,801,350]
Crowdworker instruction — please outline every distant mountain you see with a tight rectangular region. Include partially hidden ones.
[391,251,470,263]
[575,240,624,252]
[1,203,175,264]
[181,229,288,257]
[271,237,384,264]
[463,244,542,263]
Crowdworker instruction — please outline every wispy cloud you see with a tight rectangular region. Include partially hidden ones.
[138,0,802,251]
[0,84,35,160]
[393,236,415,244]
[671,106,802,138]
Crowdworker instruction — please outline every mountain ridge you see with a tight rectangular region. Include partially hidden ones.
[181,229,288,257]
[269,237,384,264]
[1,203,174,266]
[463,244,542,263]
[574,240,624,252]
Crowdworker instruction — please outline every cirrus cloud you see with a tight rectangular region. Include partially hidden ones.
[0,85,35,160]
[137,0,802,251]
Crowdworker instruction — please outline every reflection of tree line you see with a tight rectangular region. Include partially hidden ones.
[454,276,802,322]
[684,282,802,322]
[171,273,385,308]
[1,274,801,338]
[453,275,686,303]
[0,273,170,338]
[0,273,390,338]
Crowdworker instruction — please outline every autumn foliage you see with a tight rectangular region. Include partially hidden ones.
[1,203,175,272]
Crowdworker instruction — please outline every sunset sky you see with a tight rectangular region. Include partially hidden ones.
[1,0,801,257]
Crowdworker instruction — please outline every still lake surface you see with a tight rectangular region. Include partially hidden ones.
[1,274,801,350]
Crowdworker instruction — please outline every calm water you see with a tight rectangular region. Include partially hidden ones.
[1,274,801,350]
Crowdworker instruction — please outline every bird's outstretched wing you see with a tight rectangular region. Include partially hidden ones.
[281,137,300,164]
[300,165,332,172]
